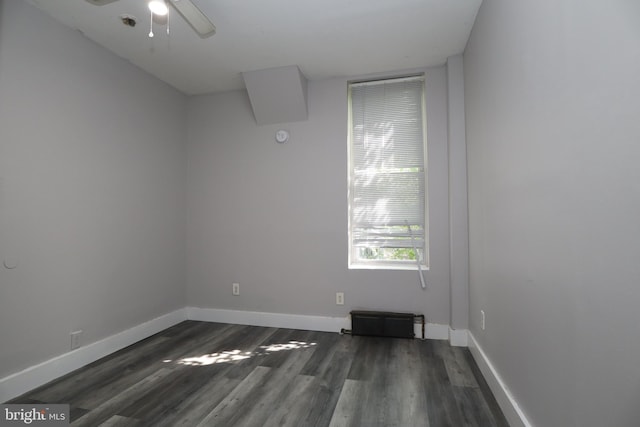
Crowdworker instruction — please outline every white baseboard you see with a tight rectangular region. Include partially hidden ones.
[187,307,351,332]
[0,309,187,403]
[449,328,469,347]
[187,306,457,342]
[467,332,533,427]
[423,322,450,340]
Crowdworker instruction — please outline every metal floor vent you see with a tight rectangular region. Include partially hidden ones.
[344,311,424,339]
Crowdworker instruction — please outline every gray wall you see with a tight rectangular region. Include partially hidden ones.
[0,1,187,378]
[186,70,453,323]
[464,0,640,426]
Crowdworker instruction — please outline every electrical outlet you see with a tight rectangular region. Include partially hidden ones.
[70,330,82,350]
[336,292,344,305]
[480,310,486,331]
[232,283,240,296]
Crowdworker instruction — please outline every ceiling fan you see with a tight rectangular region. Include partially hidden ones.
[85,0,216,38]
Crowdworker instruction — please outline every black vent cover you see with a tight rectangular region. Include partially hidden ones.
[350,311,415,339]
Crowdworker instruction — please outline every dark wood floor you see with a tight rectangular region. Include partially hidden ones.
[9,321,508,427]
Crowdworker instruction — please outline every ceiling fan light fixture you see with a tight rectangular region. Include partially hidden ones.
[87,0,215,39]
[148,0,168,16]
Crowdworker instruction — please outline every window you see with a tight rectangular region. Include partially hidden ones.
[348,76,428,269]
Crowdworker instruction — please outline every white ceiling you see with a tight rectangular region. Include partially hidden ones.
[26,0,482,95]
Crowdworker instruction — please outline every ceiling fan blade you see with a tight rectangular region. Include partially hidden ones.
[168,0,216,38]
[85,0,119,5]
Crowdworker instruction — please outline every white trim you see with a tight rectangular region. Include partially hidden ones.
[448,328,469,347]
[423,322,450,340]
[347,263,429,271]
[188,307,454,342]
[350,74,425,87]
[0,309,187,403]
[467,332,533,427]
[187,307,350,332]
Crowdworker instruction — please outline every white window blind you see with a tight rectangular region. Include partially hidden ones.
[348,76,428,269]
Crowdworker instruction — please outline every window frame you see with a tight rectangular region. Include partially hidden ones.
[347,75,429,270]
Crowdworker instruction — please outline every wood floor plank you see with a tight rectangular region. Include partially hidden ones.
[378,338,430,427]
[195,365,272,427]
[356,341,394,427]
[31,321,230,407]
[224,336,319,427]
[452,385,502,427]
[420,353,466,427]
[461,350,511,427]
[29,334,171,403]
[116,364,223,420]
[346,336,388,381]
[259,374,316,427]
[148,325,283,426]
[300,349,355,427]
[221,326,281,380]
[97,415,141,427]
[436,342,480,388]
[151,374,239,427]
[327,379,365,427]
[256,328,317,368]
[9,321,509,427]
[72,322,240,409]
[299,331,342,376]
[69,367,173,427]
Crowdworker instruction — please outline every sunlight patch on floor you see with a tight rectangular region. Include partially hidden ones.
[178,349,253,366]
[259,340,317,353]
[171,340,317,366]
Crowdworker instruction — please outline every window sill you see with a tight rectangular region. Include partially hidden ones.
[349,263,429,271]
